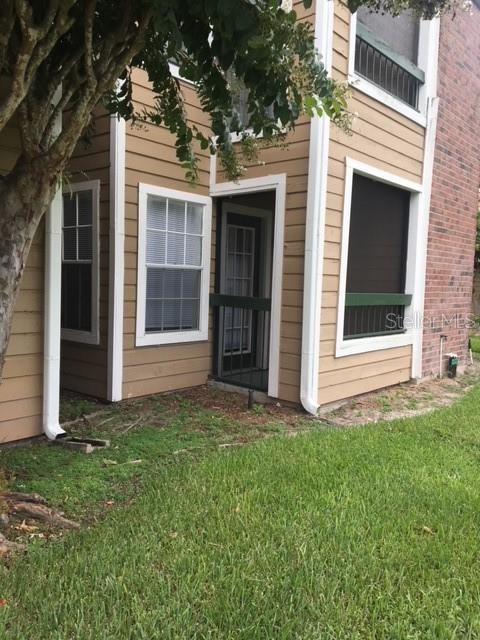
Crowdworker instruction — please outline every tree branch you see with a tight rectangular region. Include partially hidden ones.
[83,0,97,89]
[17,101,37,158]
[0,1,15,74]
[47,7,153,171]
[34,48,85,147]
[96,0,132,74]
[0,0,75,134]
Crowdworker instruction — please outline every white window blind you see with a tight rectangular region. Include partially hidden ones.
[145,195,204,333]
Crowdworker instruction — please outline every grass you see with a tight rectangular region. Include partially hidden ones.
[2,387,480,637]
[0,391,302,521]
[59,391,103,423]
[470,335,480,354]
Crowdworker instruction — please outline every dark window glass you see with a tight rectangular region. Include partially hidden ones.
[61,190,94,333]
[61,263,92,332]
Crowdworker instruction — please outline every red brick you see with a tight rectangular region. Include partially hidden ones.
[422,7,480,376]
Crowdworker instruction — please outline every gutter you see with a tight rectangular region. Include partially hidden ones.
[300,0,334,414]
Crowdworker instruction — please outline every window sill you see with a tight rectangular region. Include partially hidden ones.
[335,330,413,358]
[61,328,99,345]
[230,128,268,144]
[348,73,427,128]
[136,328,208,347]
[168,62,196,87]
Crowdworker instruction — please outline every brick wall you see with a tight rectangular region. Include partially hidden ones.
[422,5,480,377]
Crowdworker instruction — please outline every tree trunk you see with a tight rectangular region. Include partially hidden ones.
[0,161,59,380]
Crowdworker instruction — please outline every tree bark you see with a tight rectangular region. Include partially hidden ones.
[0,160,60,379]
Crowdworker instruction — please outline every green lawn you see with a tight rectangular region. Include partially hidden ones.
[470,335,480,354]
[2,387,480,638]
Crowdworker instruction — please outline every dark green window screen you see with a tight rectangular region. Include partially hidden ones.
[346,174,410,294]
[344,174,410,339]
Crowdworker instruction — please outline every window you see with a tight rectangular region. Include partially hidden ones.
[336,159,425,358]
[347,10,441,124]
[61,181,99,344]
[224,224,256,354]
[136,184,212,346]
[343,174,412,341]
[354,8,423,109]
[227,69,275,132]
[357,8,420,65]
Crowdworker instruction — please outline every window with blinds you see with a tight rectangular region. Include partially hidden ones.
[61,184,98,340]
[145,195,204,333]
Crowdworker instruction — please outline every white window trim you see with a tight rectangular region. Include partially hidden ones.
[335,158,423,358]
[347,14,440,127]
[136,183,212,347]
[61,179,100,346]
[168,62,196,87]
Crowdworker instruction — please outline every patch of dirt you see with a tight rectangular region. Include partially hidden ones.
[61,360,480,437]
[60,384,308,435]
[318,359,480,427]
[156,385,304,427]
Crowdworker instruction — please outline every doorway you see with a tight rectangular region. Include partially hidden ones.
[212,196,274,392]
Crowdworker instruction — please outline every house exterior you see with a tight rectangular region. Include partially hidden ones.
[0,0,479,443]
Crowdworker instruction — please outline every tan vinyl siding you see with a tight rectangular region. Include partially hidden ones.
[122,68,212,400]
[120,1,311,405]
[317,1,424,405]
[61,109,110,399]
[212,0,312,405]
[215,139,311,404]
[0,121,44,442]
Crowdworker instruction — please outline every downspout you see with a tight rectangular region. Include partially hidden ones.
[43,182,65,439]
[300,0,334,414]
[107,115,125,402]
[43,93,65,439]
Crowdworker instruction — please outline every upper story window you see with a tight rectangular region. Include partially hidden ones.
[354,8,424,109]
[61,180,100,345]
[228,70,274,132]
[230,73,250,130]
[136,184,212,347]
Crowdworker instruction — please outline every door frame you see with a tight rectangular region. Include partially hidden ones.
[210,174,286,398]
[218,203,273,375]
